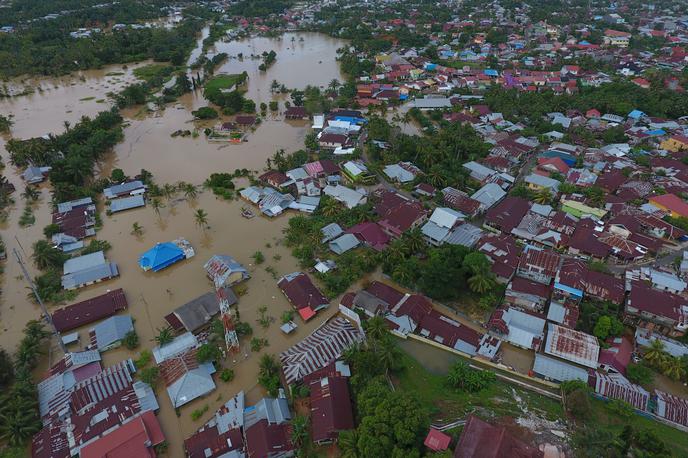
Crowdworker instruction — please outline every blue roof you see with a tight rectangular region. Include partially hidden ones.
[539,150,576,166]
[484,69,499,77]
[554,282,583,297]
[139,242,185,272]
[628,109,645,119]
[424,63,437,70]
[646,129,666,136]
[579,40,591,45]
[333,115,367,125]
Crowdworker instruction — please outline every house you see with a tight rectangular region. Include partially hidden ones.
[164,289,237,333]
[244,396,294,458]
[184,392,245,458]
[463,161,496,182]
[626,281,688,337]
[414,183,436,197]
[342,160,374,184]
[555,259,625,303]
[103,180,146,199]
[484,197,531,233]
[235,115,256,127]
[660,135,688,153]
[477,234,522,282]
[61,251,119,290]
[278,272,329,321]
[285,106,308,119]
[532,353,588,383]
[421,207,464,246]
[22,166,51,184]
[470,182,506,210]
[488,306,545,350]
[79,411,165,458]
[598,336,633,375]
[51,289,128,332]
[139,239,194,272]
[329,233,360,254]
[88,315,134,352]
[375,191,427,238]
[109,195,145,213]
[52,199,96,239]
[424,429,451,452]
[442,187,482,217]
[259,170,292,189]
[544,323,599,368]
[635,328,688,358]
[454,415,544,458]
[505,277,550,312]
[594,372,650,411]
[517,246,561,284]
[654,390,688,428]
[524,173,560,194]
[416,309,485,356]
[323,185,367,208]
[383,162,422,183]
[321,223,344,243]
[154,333,216,408]
[307,373,355,444]
[604,29,631,47]
[204,255,249,288]
[648,194,688,218]
[280,317,364,384]
[319,133,348,149]
[346,222,390,251]
[561,199,607,219]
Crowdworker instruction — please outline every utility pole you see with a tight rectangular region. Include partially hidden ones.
[13,247,67,354]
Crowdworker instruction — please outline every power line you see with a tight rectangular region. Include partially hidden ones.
[13,247,66,354]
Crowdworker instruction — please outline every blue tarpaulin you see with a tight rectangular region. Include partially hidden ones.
[139,242,185,272]
[333,115,367,125]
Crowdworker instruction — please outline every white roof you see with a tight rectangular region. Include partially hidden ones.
[533,353,588,383]
[153,332,198,363]
[429,207,464,229]
[63,251,106,274]
[323,185,366,208]
[471,183,506,208]
[383,164,415,183]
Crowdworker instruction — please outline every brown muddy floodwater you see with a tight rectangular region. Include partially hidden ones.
[0,31,348,457]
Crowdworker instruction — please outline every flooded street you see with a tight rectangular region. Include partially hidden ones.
[0,31,347,457]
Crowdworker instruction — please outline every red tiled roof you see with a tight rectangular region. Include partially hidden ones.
[309,375,355,443]
[346,222,391,251]
[394,294,433,324]
[454,415,544,458]
[79,411,164,458]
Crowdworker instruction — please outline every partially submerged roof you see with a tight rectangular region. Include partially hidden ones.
[139,242,185,272]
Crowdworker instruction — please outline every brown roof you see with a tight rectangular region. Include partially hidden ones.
[627,281,688,322]
[52,289,128,332]
[309,375,355,443]
[518,248,561,279]
[277,272,329,319]
[454,415,544,458]
[184,427,243,458]
[485,197,531,232]
[245,419,293,458]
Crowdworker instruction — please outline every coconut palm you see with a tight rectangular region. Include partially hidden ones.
[319,198,340,218]
[154,327,174,346]
[162,183,176,201]
[643,339,668,368]
[468,268,496,294]
[662,356,686,381]
[290,415,309,449]
[131,222,144,236]
[364,316,388,342]
[22,186,39,202]
[150,197,165,218]
[0,408,41,445]
[377,337,401,375]
[31,240,66,270]
[427,165,447,188]
[194,208,209,230]
[401,228,426,254]
[328,78,341,92]
[533,188,552,205]
[338,430,358,458]
[258,353,279,378]
[392,262,414,286]
[183,183,198,200]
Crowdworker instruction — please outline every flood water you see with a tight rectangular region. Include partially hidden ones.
[0,31,347,457]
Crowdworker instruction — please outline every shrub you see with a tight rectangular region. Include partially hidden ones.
[235,321,253,336]
[191,404,209,421]
[192,106,218,119]
[123,330,139,350]
[220,369,235,382]
[139,367,159,386]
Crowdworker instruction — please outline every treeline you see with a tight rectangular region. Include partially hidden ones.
[484,81,688,122]
[0,18,203,77]
[230,0,293,17]
[1,0,168,25]
[0,321,50,447]
[6,109,124,202]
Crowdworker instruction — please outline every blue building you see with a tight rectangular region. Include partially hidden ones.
[139,242,186,272]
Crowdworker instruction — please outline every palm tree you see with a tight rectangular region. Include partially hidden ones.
[31,240,66,270]
[468,268,496,294]
[338,430,359,458]
[290,415,309,450]
[328,78,340,92]
[259,354,279,378]
[162,183,176,201]
[377,337,401,375]
[427,166,447,188]
[131,222,144,236]
[533,188,552,205]
[150,197,165,218]
[364,316,388,342]
[22,186,39,202]
[402,228,426,254]
[644,339,668,368]
[183,183,198,200]
[319,198,340,218]
[154,327,174,346]
[662,356,686,381]
[194,208,209,230]
[0,409,41,445]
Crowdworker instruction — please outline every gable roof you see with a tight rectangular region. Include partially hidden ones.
[454,415,544,458]
[309,375,355,443]
[79,411,164,458]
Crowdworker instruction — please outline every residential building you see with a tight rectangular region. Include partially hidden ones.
[454,415,544,458]
[277,272,330,321]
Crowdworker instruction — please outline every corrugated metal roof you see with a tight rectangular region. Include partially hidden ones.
[109,195,145,213]
[545,323,599,368]
[533,353,588,383]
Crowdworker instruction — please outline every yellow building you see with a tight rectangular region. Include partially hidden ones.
[660,135,688,153]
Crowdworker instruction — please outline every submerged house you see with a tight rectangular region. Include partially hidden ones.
[278,272,329,321]
[164,289,237,333]
[203,255,249,288]
[139,239,194,272]
[88,315,134,352]
[61,251,119,290]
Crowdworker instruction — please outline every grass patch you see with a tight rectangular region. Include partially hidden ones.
[79,96,96,101]
[105,71,125,76]
[394,350,564,422]
[133,64,175,84]
[204,74,246,94]
[588,396,688,456]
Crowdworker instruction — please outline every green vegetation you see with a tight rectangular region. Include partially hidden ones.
[231,0,293,17]
[123,330,139,350]
[0,321,50,446]
[192,106,218,120]
[250,337,269,352]
[220,369,235,383]
[82,239,112,255]
[0,115,14,133]
[203,73,255,114]
[258,354,281,397]
[626,363,655,385]
[191,404,209,421]
[196,343,221,363]
[204,172,236,199]
[133,64,175,84]
[252,251,265,265]
[447,361,496,393]
[258,50,277,72]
